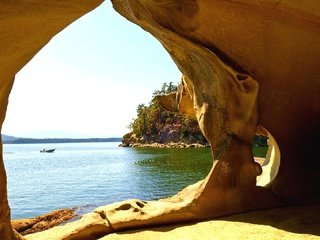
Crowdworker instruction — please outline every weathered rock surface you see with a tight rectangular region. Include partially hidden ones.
[122,128,206,147]
[102,204,320,240]
[25,204,320,240]
[12,209,76,236]
[0,0,319,239]
[107,0,320,229]
[26,212,111,240]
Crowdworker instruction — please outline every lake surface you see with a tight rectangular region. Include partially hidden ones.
[3,142,213,219]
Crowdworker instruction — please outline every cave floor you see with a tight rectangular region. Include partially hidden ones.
[102,204,320,240]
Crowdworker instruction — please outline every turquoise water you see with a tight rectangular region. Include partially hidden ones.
[3,142,212,219]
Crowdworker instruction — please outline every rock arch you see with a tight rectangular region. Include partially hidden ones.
[0,1,319,239]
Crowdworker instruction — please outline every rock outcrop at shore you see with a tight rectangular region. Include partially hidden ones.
[127,142,207,148]
[0,0,319,239]
[12,209,76,236]
[121,128,208,148]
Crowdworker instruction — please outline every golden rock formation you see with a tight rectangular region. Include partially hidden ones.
[0,0,319,239]
[107,0,320,226]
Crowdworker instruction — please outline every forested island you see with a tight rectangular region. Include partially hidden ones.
[121,83,267,148]
[1,135,121,144]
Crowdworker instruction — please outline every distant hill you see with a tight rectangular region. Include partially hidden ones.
[2,134,19,142]
[1,135,122,144]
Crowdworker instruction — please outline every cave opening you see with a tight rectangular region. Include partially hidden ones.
[0,1,319,239]
[2,1,184,220]
[1,1,271,223]
[256,127,281,187]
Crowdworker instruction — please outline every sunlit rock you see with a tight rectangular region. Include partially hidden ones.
[100,0,320,233]
[26,212,111,240]
[101,205,320,240]
[0,0,319,239]
[158,76,195,117]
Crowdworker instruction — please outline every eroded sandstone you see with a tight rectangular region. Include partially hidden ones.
[0,0,319,239]
[26,212,111,240]
[112,0,320,203]
[101,205,320,240]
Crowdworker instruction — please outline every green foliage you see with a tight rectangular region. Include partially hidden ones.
[252,147,268,158]
[152,81,178,97]
[128,82,207,144]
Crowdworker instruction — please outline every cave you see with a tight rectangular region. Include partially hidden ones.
[0,1,319,239]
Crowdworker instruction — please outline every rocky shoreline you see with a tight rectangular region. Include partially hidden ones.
[12,209,76,236]
[119,142,209,148]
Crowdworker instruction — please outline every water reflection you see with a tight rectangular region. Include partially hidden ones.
[131,148,212,199]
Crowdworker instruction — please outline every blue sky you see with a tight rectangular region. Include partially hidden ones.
[2,1,181,138]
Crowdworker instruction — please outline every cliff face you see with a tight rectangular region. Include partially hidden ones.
[0,1,319,239]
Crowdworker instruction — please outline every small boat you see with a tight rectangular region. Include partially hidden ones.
[40,148,55,153]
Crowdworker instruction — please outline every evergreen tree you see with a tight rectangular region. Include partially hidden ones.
[128,82,207,144]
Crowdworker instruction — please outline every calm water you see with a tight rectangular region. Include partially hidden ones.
[3,142,212,219]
